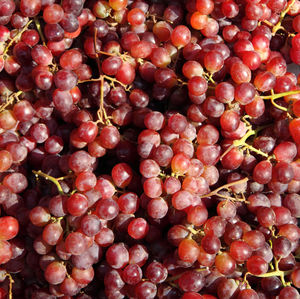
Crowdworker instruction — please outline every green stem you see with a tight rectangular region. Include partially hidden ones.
[3,20,33,57]
[0,91,23,112]
[242,144,269,158]
[261,90,300,100]
[34,17,46,46]
[33,170,64,195]
[255,258,292,286]
[187,225,198,235]
[233,128,255,147]
[78,75,130,91]
[271,0,296,35]
[200,177,249,199]
[5,274,14,299]
[270,98,288,112]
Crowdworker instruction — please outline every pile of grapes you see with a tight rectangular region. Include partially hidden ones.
[0,0,300,298]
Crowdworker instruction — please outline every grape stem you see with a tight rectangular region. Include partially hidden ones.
[186,225,205,240]
[81,30,132,126]
[0,91,23,112]
[270,0,296,35]
[261,90,300,100]
[97,50,134,64]
[203,71,216,85]
[242,272,251,289]
[172,48,182,71]
[253,258,292,287]
[186,225,200,235]
[5,273,14,299]
[2,20,33,58]
[261,89,299,115]
[244,253,292,288]
[33,17,58,72]
[200,177,249,202]
[79,51,133,124]
[220,125,270,160]
[32,170,65,195]
[98,76,111,125]
[92,28,113,126]
[50,216,64,223]
[177,78,187,86]
[78,75,131,91]
[146,13,173,24]
[34,17,46,46]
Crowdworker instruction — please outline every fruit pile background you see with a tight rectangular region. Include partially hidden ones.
[0,0,300,298]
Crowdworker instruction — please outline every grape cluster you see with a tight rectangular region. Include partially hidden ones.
[0,0,299,298]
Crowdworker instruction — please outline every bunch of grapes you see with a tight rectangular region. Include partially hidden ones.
[0,0,299,298]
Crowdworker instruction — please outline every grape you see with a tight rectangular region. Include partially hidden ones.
[128,218,149,240]
[257,207,276,227]
[243,230,265,250]
[273,236,292,258]
[67,193,88,216]
[109,0,127,11]
[106,243,129,269]
[72,267,94,285]
[131,41,152,59]
[274,142,297,162]
[291,268,300,288]
[278,287,300,299]
[215,252,236,275]
[99,125,120,149]
[178,239,200,263]
[65,232,88,256]
[3,173,28,193]
[152,21,172,42]
[43,4,64,24]
[190,12,208,30]
[188,76,208,96]
[54,69,77,91]
[44,261,67,285]
[0,150,13,172]
[122,263,142,285]
[60,277,79,296]
[20,0,42,17]
[0,216,19,240]
[0,0,15,16]
[204,50,224,73]
[127,8,145,26]
[171,25,191,48]
[0,240,12,264]
[196,0,213,14]
[118,192,139,214]
[229,240,252,262]
[60,49,82,70]
[201,234,221,254]
[283,193,300,217]
[42,222,63,246]
[222,0,239,18]
[253,161,273,184]
[0,110,17,130]
[178,270,205,292]
[96,198,119,220]
[135,281,157,299]
[247,255,268,275]
[187,205,208,226]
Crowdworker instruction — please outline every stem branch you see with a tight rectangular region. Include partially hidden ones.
[33,170,64,195]
[200,178,249,199]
